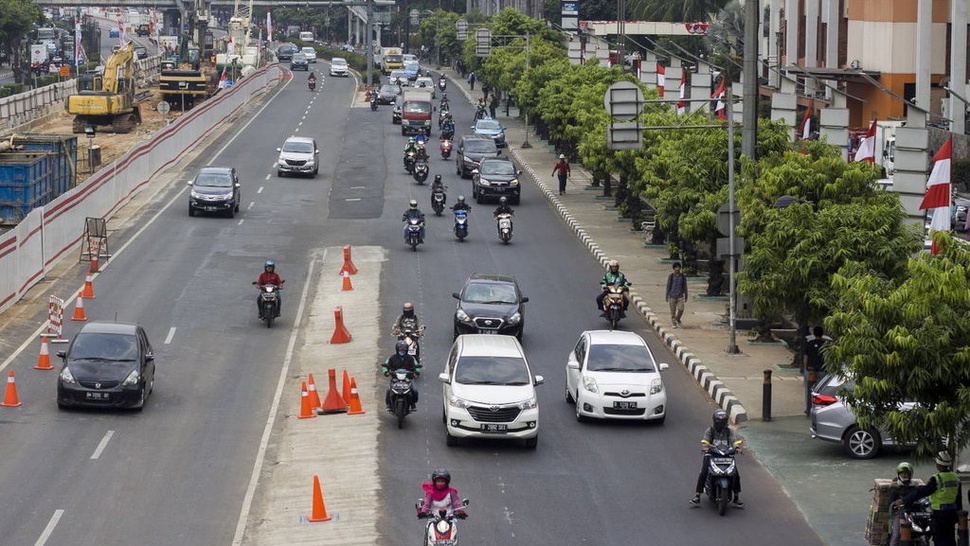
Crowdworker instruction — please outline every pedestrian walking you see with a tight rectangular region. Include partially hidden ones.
[802,325,831,414]
[489,94,499,118]
[665,262,688,328]
[505,93,514,116]
[551,154,570,195]
[481,82,491,101]
[468,71,476,90]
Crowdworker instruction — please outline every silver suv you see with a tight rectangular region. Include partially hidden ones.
[276,136,319,178]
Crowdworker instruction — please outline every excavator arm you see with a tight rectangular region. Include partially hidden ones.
[102,42,135,95]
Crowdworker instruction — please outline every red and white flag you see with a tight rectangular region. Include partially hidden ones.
[713,78,726,120]
[799,106,812,140]
[75,16,83,67]
[920,137,953,254]
[656,64,665,96]
[676,75,686,115]
[853,119,877,164]
[117,19,125,45]
[218,65,229,89]
[266,9,273,42]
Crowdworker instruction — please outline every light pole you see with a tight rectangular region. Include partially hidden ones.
[434,1,441,70]
[521,33,531,148]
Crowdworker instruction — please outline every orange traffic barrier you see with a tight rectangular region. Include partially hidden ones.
[320,368,348,413]
[307,373,322,409]
[89,251,100,274]
[298,381,316,419]
[71,293,88,321]
[341,271,354,291]
[338,245,358,275]
[1,371,22,407]
[308,475,332,522]
[341,369,351,403]
[329,306,352,344]
[35,335,53,370]
[347,377,366,415]
[81,273,96,299]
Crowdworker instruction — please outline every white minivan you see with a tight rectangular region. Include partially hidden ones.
[440,334,542,449]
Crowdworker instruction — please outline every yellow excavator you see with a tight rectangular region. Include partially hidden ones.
[65,42,142,133]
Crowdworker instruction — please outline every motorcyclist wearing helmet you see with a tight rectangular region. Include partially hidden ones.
[402,199,426,243]
[690,409,743,507]
[899,452,963,546]
[382,339,422,411]
[451,195,472,213]
[404,137,419,168]
[392,302,424,338]
[418,469,467,518]
[430,174,447,204]
[254,260,284,318]
[493,197,514,235]
[440,113,455,136]
[888,462,919,546]
[596,259,631,315]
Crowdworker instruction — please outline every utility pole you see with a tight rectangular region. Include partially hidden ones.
[741,0,758,159]
[365,0,374,87]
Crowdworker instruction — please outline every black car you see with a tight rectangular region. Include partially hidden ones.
[56,322,156,410]
[290,53,309,71]
[472,157,521,204]
[377,83,402,105]
[453,273,529,340]
[188,166,241,217]
[276,43,297,61]
[456,136,500,179]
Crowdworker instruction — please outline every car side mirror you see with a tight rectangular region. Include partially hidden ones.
[658,362,669,371]
[452,292,460,299]
[534,375,544,386]
[315,149,320,154]
[521,296,529,303]
[438,372,451,384]
[146,353,154,362]
[235,183,241,188]
[186,181,194,186]
[516,170,522,175]
[566,356,579,370]
[56,350,66,358]
[276,148,281,152]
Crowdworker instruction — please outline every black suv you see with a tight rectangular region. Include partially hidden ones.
[472,157,521,204]
[456,136,500,179]
[290,53,309,71]
[188,166,241,217]
[276,43,297,61]
[453,273,529,340]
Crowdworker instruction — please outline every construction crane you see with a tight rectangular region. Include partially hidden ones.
[65,42,142,133]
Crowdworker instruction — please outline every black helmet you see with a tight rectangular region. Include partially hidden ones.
[409,199,418,209]
[431,468,451,488]
[499,196,507,205]
[712,409,728,431]
[395,340,408,355]
[434,174,442,183]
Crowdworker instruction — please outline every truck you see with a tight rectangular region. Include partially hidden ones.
[382,47,403,75]
[401,89,433,136]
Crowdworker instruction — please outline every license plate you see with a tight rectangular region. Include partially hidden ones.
[614,401,637,409]
[86,392,109,400]
[481,423,507,433]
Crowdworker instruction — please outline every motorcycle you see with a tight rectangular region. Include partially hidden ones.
[440,138,453,160]
[495,212,513,244]
[404,217,424,251]
[308,78,316,91]
[440,127,455,141]
[404,151,417,174]
[393,325,425,361]
[254,283,283,328]
[702,439,744,516]
[898,497,933,546]
[602,284,628,330]
[431,187,447,216]
[438,77,447,91]
[416,498,470,546]
[370,93,378,111]
[454,209,469,241]
[386,368,417,429]
[474,106,487,120]
[413,159,429,184]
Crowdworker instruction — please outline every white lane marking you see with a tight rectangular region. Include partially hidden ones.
[231,254,321,545]
[345,198,361,202]
[265,173,271,180]
[237,219,244,225]
[164,327,176,344]
[247,201,255,210]
[350,186,366,189]
[33,509,64,546]
[90,430,115,460]
[258,187,264,194]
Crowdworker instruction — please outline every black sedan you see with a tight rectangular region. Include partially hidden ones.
[56,321,156,410]
[377,83,402,105]
[453,273,529,340]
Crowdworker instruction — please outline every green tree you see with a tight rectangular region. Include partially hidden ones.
[417,10,460,65]
[827,236,970,460]
[627,0,728,21]
[0,0,40,83]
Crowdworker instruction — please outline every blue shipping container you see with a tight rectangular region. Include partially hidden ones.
[12,134,77,196]
[0,134,78,225]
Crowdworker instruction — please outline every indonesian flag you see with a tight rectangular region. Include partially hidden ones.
[713,78,726,120]
[656,64,665,95]
[676,75,686,115]
[854,119,877,164]
[218,65,229,89]
[267,9,273,42]
[799,106,812,140]
[117,19,125,44]
[920,137,953,254]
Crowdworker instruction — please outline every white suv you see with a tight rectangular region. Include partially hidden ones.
[439,334,542,449]
[330,57,349,77]
[276,136,319,178]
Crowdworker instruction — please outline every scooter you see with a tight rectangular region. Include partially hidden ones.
[393,325,425,361]
[454,209,469,241]
[404,151,417,174]
[386,368,417,429]
[495,212,513,244]
[413,159,429,184]
[438,77,447,91]
[308,78,316,91]
[898,497,933,546]
[416,498,470,546]
[404,217,424,251]
[431,187,447,216]
[370,93,378,110]
[440,138,453,160]
[702,439,744,516]
[254,283,283,328]
[602,284,627,330]
[474,106,487,120]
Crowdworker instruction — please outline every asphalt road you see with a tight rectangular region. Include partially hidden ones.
[0,68,826,545]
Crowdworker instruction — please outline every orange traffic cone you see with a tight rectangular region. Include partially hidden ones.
[35,335,53,370]
[329,306,352,344]
[1,371,22,407]
[307,373,322,409]
[320,368,348,413]
[308,475,332,522]
[81,273,95,299]
[347,377,366,415]
[298,381,316,419]
[89,251,100,274]
[341,271,354,291]
[341,369,351,403]
[71,293,88,321]
[338,245,358,275]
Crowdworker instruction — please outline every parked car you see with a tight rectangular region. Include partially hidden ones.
[377,83,402,105]
[456,136,500,178]
[471,118,507,148]
[809,372,913,459]
[290,53,309,71]
[329,57,349,77]
[472,157,521,204]
[187,166,241,217]
[439,334,543,449]
[452,273,528,340]
[565,330,669,423]
[56,321,156,410]
[300,46,317,63]
[276,136,319,178]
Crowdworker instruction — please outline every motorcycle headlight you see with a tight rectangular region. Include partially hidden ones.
[517,396,537,410]
[507,312,521,325]
[582,375,599,393]
[448,395,470,409]
[650,378,664,395]
[59,366,76,384]
[121,369,140,386]
[456,309,470,322]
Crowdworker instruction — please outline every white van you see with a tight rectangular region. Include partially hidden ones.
[299,31,314,42]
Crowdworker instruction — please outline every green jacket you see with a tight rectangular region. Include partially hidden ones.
[601,271,629,290]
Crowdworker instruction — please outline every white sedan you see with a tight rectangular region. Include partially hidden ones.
[300,47,317,63]
[565,330,669,423]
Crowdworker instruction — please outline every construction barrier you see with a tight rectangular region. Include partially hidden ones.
[329,306,352,344]
[341,271,353,291]
[320,368,348,413]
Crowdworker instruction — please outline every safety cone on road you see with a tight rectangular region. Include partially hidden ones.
[307,373,322,409]
[347,377,366,415]
[341,271,354,291]
[320,368,348,413]
[89,251,100,274]
[298,381,316,419]
[81,273,96,299]
[308,475,332,522]
[329,306,352,344]
[341,370,351,403]
[71,293,88,321]
[35,335,53,370]
[1,371,22,407]
[339,245,358,275]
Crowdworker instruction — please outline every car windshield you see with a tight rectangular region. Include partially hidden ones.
[380,84,400,95]
[390,71,407,80]
[293,54,307,61]
[586,344,656,372]
[477,120,502,131]
[455,356,531,385]
[195,172,233,187]
[463,140,496,153]
[282,141,314,153]
[385,55,403,63]
[333,59,347,66]
[462,282,518,304]
[404,102,431,114]
[480,161,515,176]
[301,48,314,54]
[70,333,138,361]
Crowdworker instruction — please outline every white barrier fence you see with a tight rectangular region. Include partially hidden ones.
[0,64,283,315]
